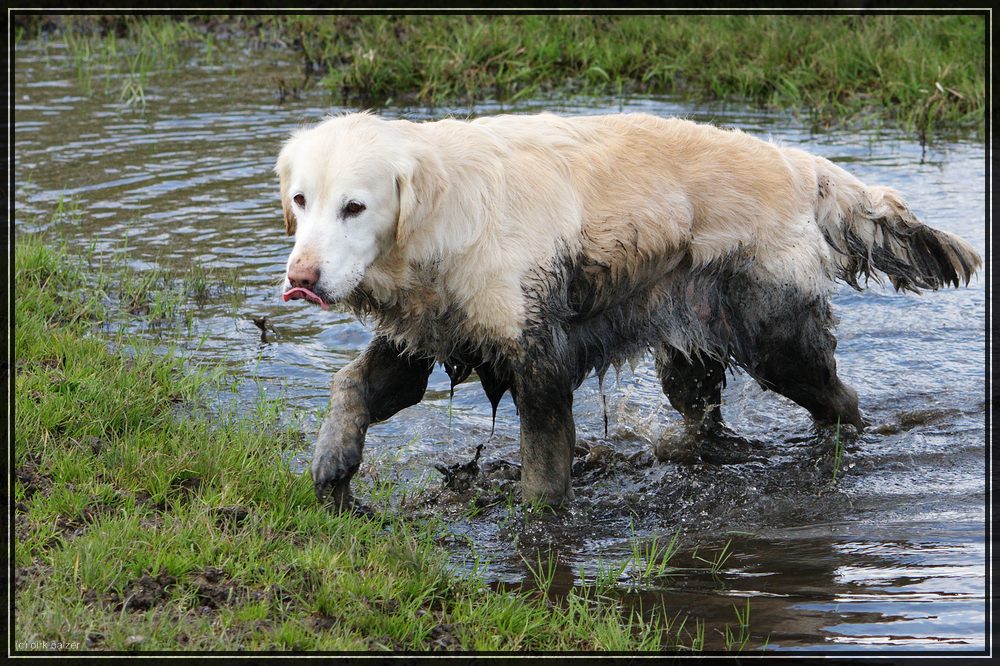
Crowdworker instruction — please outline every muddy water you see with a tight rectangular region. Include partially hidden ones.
[13,41,988,652]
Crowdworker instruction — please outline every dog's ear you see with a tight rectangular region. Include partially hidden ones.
[396,143,447,245]
[281,191,296,236]
[275,143,296,236]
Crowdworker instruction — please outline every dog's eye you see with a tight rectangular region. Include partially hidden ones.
[293,193,306,208]
[343,200,366,217]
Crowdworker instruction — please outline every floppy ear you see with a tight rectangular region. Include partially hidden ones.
[395,144,447,246]
[281,190,296,236]
[275,142,296,236]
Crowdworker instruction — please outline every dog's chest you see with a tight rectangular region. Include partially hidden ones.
[350,263,514,362]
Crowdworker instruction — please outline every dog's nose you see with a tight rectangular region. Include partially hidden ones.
[288,264,320,291]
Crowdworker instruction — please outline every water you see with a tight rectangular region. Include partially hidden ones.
[13,41,988,652]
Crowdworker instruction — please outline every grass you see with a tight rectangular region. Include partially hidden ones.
[628,525,682,584]
[692,539,734,576]
[722,598,753,652]
[14,235,747,652]
[13,13,987,137]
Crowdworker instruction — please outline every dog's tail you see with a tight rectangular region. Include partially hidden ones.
[813,156,981,292]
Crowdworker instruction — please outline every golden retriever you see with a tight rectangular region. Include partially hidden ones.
[275,111,981,509]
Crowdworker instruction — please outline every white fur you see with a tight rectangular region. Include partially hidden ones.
[275,111,977,358]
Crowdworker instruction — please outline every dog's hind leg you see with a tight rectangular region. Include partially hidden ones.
[654,347,727,433]
[312,336,435,510]
[751,334,862,430]
[732,282,864,430]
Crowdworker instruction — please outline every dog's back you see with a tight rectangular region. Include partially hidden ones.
[473,112,979,297]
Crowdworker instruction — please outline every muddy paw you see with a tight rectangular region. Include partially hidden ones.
[311,448,361,510]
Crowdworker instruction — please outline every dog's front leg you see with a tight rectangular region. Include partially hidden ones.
[312,336,434,510]
[514,334,577,507]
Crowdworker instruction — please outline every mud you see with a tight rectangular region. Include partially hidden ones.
[193,567,247,609]
[418,425,824,522]
[433,443,485,492]
[416,426,850,531]
[82,571,179,613]
[81,567,288,616]
[212,505,251,529]
[15,456,51,501]
[14,564,52,592]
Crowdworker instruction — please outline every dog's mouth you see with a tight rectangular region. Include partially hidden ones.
[282,287,331,310]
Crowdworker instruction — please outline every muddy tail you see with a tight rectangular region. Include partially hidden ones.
[813,157,981,292]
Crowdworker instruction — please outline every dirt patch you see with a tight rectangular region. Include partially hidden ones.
[122,572,178,612]
[82,571,177,612]
[15,457,51,501]
[212,505,250,529]
[134,490,169,513]
[311,612,338,631]
[170,474,205,497]
[55,503,116,539]
[428,622,462,651]
[81,565,292,622]
[14,564,52,592]
[193,567,247,609]
[191,567,291,610]
[55,516,89,540]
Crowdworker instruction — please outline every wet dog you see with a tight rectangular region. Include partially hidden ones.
[276,111,981,509]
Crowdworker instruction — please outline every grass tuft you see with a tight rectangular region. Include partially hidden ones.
[14,14,986,136]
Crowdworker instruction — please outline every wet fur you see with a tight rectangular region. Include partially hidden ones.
[278,111,981,507]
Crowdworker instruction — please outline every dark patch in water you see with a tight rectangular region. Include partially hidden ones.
[873,407,962,435]
[434,443,483,492]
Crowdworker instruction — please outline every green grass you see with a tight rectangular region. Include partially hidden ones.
[692,539,734,576]
[14,236,726,652]
[723,598,753,652]
[628,527,682,583]
[13,13,986,137]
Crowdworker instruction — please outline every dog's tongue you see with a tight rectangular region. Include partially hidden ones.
[283,287,330,310]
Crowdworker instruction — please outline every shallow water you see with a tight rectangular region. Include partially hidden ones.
[13,41,989,652]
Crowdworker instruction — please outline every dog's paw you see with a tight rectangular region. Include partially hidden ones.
[311,448,361,511]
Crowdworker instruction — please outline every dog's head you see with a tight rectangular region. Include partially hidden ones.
[275,113,446,309]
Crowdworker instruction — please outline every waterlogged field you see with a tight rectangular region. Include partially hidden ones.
[13,35,988,652]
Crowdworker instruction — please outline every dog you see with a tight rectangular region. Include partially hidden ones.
[275,111,981,510]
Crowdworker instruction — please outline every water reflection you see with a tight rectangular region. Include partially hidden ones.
[503,523,985,650]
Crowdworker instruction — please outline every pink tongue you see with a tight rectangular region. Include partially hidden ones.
[283,287,330,310]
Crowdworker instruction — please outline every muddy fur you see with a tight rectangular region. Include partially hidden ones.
[311,337,434,509]
[439,249,852,423]
[277,111,981,508]
[812,171,980,293]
